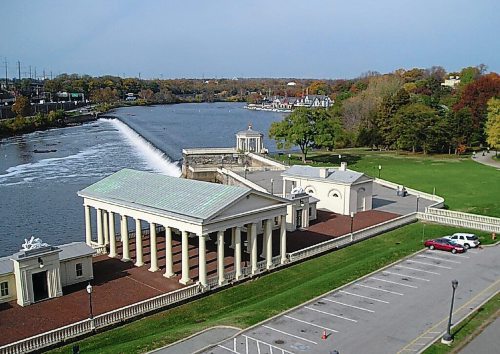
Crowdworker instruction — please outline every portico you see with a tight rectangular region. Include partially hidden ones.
[78,169,290,287]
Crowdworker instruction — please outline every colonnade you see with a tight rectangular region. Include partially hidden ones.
[84,205,287,287]
[236,136,263,153]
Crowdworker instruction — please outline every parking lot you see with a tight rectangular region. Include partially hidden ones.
[202,245,499,354]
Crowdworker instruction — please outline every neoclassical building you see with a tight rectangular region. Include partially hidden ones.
[236,125,265,153]
[78,169,290,287]
[282,163,373,215]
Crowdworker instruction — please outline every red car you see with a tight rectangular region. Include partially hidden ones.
[424,238,465,254]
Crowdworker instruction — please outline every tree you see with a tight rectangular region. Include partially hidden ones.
[393,103,439,153]
[11,96,31,117]
[485,97,500,152]
[269,108,336,162]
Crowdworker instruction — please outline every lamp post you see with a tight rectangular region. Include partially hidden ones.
[441,280,459,344]
[86,283,93,319]
[416,195,420,213]
[378,165,382,179]
[244,166,248,179]
[288,153,291,166]
[350,212,355,241]
[338,154,342,162]
[270,178,274,195]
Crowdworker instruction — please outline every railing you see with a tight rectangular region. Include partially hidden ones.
[288,213,418,262]
[425,208,500,226]
[374,178,445,208]
[246,152,287,169]
[0,284,200,354]
[418,212,500,233]
[218,167,268,192]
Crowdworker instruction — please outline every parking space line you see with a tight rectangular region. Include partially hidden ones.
[218,344,239,353]
[357,284,404,295]
[466,249,479,254]
[322,298,375,312]
[420,336,435,339]
[396,265,440,275]
[417,254,461,264]
[304,306,358,322]
[405,260,452,269]
[382,271,430,281]
[371,277,418,288]
[339,290,389,303]
[243,335,294,354]
[284,315,339,333]
[263,325,318,344]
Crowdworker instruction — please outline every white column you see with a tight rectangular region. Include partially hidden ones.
[149,222,159,272]
[84,205,92,245]
[280,215,287,264]
[260,223,267,258]
[282,179,287,196]
[229,227,235,249]
[109,212,117,258]
[265,219,273,269]
[250,223,258,274]
[163,227,175,278]
[180,231,191,284]
[198,234,207,287]
[121,215,130,261]
[217,230,225,285]
[96,208,104,246]
[234,227,242,280]
[103,211,109,245]
[135,218,144,267]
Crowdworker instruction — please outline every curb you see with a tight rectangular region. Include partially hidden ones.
[147,325,241,354]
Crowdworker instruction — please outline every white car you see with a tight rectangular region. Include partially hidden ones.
[444,233,480,249]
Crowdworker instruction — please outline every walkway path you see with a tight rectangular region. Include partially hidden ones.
[473,150,500,169]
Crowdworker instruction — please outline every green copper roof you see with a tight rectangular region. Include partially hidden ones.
[79,169,250,220]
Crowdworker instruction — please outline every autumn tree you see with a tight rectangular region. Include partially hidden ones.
[485,97,500,152]
[11,96,31,117]
[269,108,336,162]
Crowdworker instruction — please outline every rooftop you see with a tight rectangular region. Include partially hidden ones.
[78,169,251,221]
[236,125,263,137]
[282,165,367,184]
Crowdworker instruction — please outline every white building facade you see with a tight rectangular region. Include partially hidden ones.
[281,163,373,215]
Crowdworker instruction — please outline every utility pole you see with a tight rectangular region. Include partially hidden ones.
[34,67,37,81]
[3,58,7,88]
[17,60,21,80]
[29,65,32,79]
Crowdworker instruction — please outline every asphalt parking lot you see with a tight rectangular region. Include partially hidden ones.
[201,245,499,354]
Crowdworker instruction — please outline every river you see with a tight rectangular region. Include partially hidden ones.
[0,103,285,256]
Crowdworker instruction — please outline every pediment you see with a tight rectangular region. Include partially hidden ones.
[209,192,287,221]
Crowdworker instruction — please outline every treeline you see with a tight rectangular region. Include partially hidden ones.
[0,110,65,138]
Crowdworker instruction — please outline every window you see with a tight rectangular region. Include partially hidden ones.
[76,263,83,277]
[0,281,8,297]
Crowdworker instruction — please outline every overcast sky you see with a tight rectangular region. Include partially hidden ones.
[1,0,499,79]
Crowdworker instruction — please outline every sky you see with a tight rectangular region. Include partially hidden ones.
[1,0,499,79]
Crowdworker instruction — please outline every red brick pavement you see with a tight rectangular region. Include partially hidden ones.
[0,209,397,346]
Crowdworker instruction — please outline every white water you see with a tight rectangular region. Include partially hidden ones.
[106,118,181,177]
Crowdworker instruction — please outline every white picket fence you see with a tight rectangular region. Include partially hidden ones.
[418,211,500,233]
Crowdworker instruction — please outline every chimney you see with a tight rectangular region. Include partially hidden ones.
[319,168,328,178]
[340,162,347,171]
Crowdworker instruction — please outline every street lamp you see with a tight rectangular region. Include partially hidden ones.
[441,280,459,344]
[86,283,93,319]
[244,166,248,179]
[338,154,342,162]
[378,165,382,179]
[288,153,291,166]
[270,178,274,195]
[350,212,355,241]
[416,195,420,213]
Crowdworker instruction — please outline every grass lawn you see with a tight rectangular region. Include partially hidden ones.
[49,223,492,354]
[422,293,499,354]
[274,149,500,217]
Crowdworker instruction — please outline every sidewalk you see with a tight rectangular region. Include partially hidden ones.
[473,150,500,169]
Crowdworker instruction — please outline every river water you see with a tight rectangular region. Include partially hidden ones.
[0,103,285,256]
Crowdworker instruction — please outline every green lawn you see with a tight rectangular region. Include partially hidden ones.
[49,223,492,354]
[422,293,499,354]
[275,149,500,217]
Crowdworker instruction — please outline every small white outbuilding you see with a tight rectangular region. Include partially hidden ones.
[281,162,373,215]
